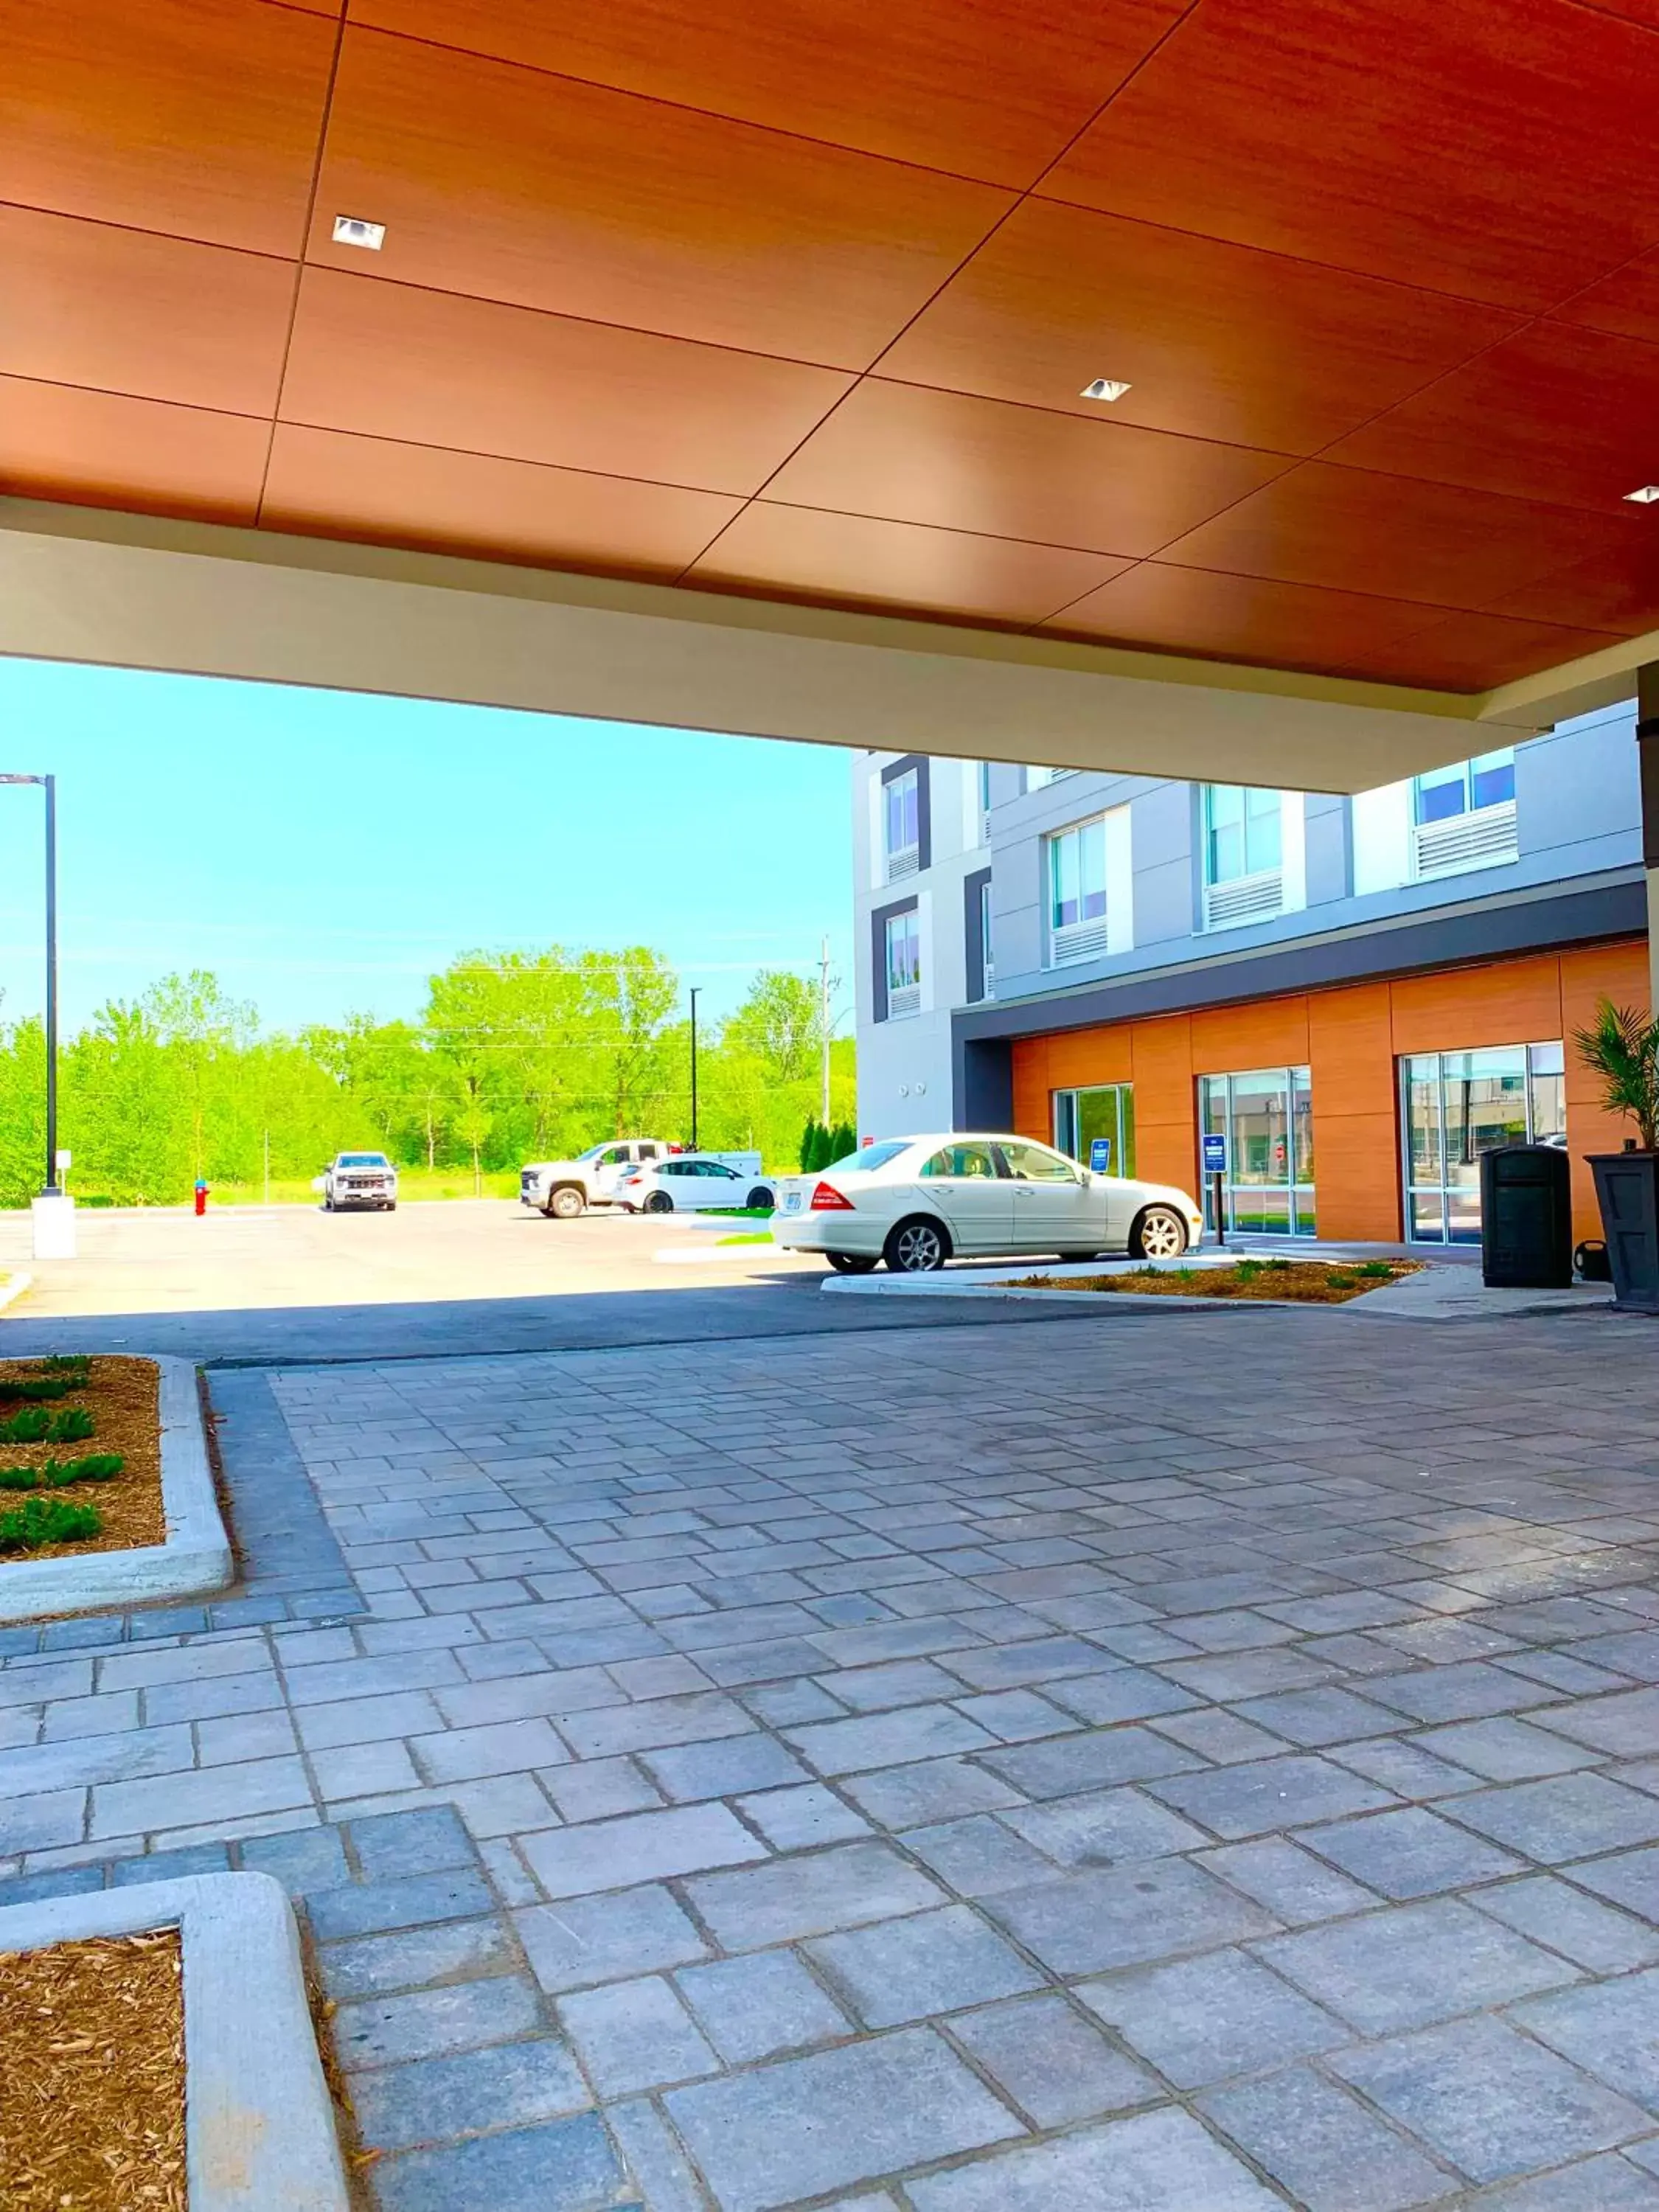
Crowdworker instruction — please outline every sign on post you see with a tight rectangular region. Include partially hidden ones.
[1200,1133,1228,1176]
[1088,1137,1113,1173]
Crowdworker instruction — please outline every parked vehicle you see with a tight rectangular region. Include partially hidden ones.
[520,1139,674,1219]
[770,1133,1203,1273]
[615,1154,772,1214]
[315,1152,399,1211]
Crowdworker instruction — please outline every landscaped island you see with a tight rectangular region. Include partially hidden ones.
[0,1356,161,1557]
[1012,1258,1422,1304]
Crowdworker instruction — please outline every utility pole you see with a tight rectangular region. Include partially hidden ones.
[263,1128,271,1208]
[689,987,700,1152]
[820,934,834,1127]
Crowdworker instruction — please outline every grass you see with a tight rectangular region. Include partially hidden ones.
[1010,1257,1421,1304]
[703,1206,776,1220]
[716,1232,774,1246]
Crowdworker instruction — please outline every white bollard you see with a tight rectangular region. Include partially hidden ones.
[30,1192,77,1260]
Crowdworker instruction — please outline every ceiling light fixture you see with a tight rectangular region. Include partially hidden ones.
[332,215,386,250]
[1081,378,1132,403]
[1625,484,1659,504]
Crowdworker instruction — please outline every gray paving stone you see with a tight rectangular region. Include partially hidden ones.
[663,2026,1022,2212]
[785,1705,998,1775]
[1004,1786,1210,1868]
[1570,1844,1659,1919]
[558,1974,720,2095]
[1299,1806,1526,1898]
[809,1902,1043,2025]
[1199,2066,1453,2212]
[1257,1898,1579,2034]
[1330,2014,1647,2183]
[238,1823,352,1896]
[824,1658,964,1708]
[1414,1717,1605,1781]
[985,1857,1279,1976]
[1230,1686,1401,1747]
[556,1691,754,1759]
[1146,1754,1397,1840]
[518,1801,766,1899]
[604,2098,706,2212]
[904,2107,1284,2211]
[839,1756,1023,1829]
[940,1636,1121,1692]
[1363,1663,1559,1724]
[676,1948,852,2062]
[1081,1947,1348,2087]
[1531,1686,1659,1757]
[1512,1969,1659,2109]
[687,1841,944,1950]
[307,1867,497,1941]
[540,1757,664,1825]
[1468,2155,1659,2210]
[1151,1708,1294,1765]
[349,2037,591,2154]
[333,1973,543,2070]
[1469,1875,1659,1972]
[945,1994,1159,2127]
[1197,1838,1377,1926]
[734,1781,870,1851]
[411,1719,569,1784]
[320,1916,514,2000]
[900,1814,1057,1897]
[515,1883,710,1994]
[349,1805,476,1879]
[978,1728,1200,1800]
[1444,1773,1659,1864]
[640,1733,810,1801]
[370,2112,630,2212]
[1331,1736,1489,1801]
[950,1688,1073,1742]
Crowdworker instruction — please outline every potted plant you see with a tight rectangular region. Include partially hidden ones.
[1574,996,1659,1312]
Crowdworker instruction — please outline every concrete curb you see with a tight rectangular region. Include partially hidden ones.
[0,1355,233,1622]
[0,1871,349,2211]
[0,1270,33,1314]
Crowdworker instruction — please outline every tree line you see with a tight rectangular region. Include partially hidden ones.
[0,950,855,1207]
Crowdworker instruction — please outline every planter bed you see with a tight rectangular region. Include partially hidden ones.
[1009,1258,1422,1304]
[0,1357,232,1623]
[0,1873,349,2211]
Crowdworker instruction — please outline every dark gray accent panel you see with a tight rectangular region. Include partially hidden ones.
[964,866,992,1004]
[952,873,1647,1049]
[871,894,919,1026]
[1638,667,1659,872]
[956,1036,1015,1133]
[880,753,931,872]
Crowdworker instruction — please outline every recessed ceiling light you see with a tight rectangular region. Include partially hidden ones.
[1625,484,1659,503]
[1081,378,1132,403]
[333,215,385,250]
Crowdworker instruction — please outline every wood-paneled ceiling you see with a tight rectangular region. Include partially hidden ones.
[8,0,1659,695]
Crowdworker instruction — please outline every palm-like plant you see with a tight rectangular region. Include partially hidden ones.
[1573,998,1659,1152]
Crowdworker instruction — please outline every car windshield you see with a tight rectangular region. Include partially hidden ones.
[827,1141,913,1173]
[574,1144,611,1163]
[338,1154,389,1168]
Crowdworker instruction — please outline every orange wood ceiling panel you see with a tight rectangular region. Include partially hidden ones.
[0,0,335,257]
[1554,252,1659,347]
[279,269,853,495]
[1041,0,1659,314]
[0,378,268,524]
[1492,544,1659,637]
[1039,563,1441,676]
[1388,956,1562,1057]
[349,0,1183,189]
[262,425,743,576]
[765,382,1290,557]
[880,200,1520,455]
[1380,612,1624,693]
[307,29,1012,370]
[0,206,294,417]
[686,505,1133,626]
[1329,321,1659,515]
[1161,463,1624,614]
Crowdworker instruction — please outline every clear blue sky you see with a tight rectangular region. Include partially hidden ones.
[0,658,855,1037]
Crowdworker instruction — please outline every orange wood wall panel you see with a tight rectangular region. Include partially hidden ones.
[1043,1029,1135,1090]
[1189,998,1310,1075]
[0,0,335,257]
[1011,1040,1051,1141]
[1560,940,1653,1236]
[1389,956,1562,1055]
[0,379,267,524]
[1310,1110,1402,1244]
[1305,983,1395,1114]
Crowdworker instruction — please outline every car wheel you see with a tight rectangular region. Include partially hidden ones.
[826,1252,879,1274]
[322,1195,333,1211]
[643,1191,674,1214]
[747,1185,774,1210]
[549,1186,585,1220]
[386,1202,397,1211]
[1130,1204,1189,1259]
[884,1217,950,1273]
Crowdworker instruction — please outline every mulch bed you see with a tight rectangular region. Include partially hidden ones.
[0,1929,187,2208]
[1012,1259,1423,1304]
[0,1357,163,1558]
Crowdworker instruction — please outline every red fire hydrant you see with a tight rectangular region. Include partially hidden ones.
[194,1179,208,1217]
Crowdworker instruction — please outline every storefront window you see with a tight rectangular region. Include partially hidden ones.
[1053,1085,1135,1178]
[1199,1067,1315,1236]
[1401,1043,1565,1243]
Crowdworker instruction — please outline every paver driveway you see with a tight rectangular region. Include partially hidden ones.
[5,1304,1659,2208]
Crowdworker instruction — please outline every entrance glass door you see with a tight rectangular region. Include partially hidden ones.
[1401,1043,1565,1243]
[1054,1085,1135,1178]
[1199,1067,1316,1236]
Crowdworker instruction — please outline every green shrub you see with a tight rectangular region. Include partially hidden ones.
[0,1408,51,1445]
[0,1454,125,1492]
[0,1495,102,1551]
[49,1407,95,1444]
[0,1377,72,1403]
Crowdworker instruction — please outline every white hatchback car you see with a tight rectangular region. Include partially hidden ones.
[614,1156,778,1214]
[771,1133,1203,1273]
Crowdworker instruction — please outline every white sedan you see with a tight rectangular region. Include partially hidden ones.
[614,1157,777,1214]
[771,1133,1203,1273]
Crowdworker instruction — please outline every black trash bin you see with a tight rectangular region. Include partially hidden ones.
[1481,1143,1573,1289]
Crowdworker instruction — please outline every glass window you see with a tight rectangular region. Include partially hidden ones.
[834,1140,912,1172]
[1047,817,1108,929]
[1053,1085,1135,1178]
[1204,786,1281,886]
[884,769,919,857]
[1414,747,1515,825]
[977,762,993,815]
[1198,1067,1315,1237]
[979,880,993,978]
[922,1142,1001,1180]
[1400,1040,1565,1242]
[883,911,920,999]
[997,1141,1079,1183]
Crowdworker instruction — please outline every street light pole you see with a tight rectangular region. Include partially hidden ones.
[0,773,57,1196]
[688,987,700,1152]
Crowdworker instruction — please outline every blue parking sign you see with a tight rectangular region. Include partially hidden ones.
[1088,1137,1112,1172]
[1201,1132,1228,1176]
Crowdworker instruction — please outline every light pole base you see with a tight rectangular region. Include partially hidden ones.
[31,1192,76,1260]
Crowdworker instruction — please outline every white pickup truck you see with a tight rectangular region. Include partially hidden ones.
[316,1151,399,1211]
[520,1139,674,1219]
